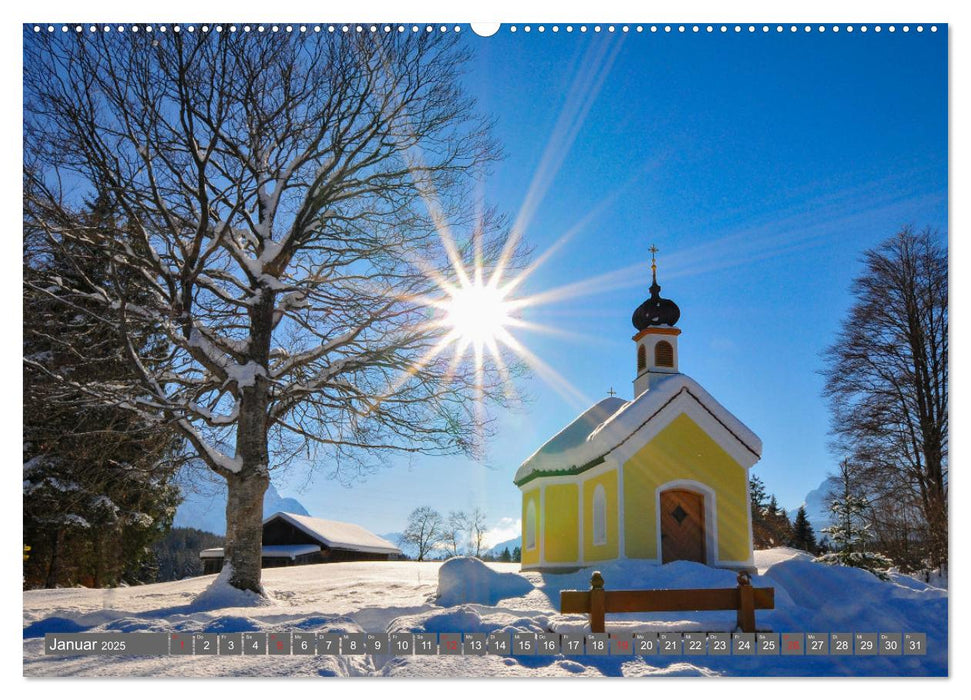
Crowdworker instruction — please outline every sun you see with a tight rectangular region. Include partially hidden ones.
[443,279,514,348]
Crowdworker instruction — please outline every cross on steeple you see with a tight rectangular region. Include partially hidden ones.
[649,244,660,287]
[607,387,616,397]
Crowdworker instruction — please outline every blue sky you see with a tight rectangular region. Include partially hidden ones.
[270,26,947,544]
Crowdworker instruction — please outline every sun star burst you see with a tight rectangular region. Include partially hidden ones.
[442,277,514,350]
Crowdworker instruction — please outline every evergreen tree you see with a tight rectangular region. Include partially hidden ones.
[750,476,772,548]
[789,506,818,553]
[512,546,521,563]
[152,528,225,582]
[814,461,893,580]
[766,496,794,546]
[766,494,779,517]
[499,547,512,563]
[750,476,767,514]
[24,194,182,589]
[751,478,792,549]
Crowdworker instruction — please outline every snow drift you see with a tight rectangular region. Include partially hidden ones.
[189,565,276,611]
[436,556,534,606]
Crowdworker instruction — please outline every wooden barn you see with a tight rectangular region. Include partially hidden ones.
[200,511,402,574]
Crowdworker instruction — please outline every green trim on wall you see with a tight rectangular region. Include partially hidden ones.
[513,455,606,487]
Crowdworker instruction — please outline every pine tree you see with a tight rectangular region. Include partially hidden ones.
[814,461,893,580]
[24,194,182,589]
[499,547,512,563]
[766,496,794,546]
[750,476,773,548]
[790,506,817,553]
[152,527,225,582]
[750,476,767,515]
[751,479,793,549]
[512,546,522,563]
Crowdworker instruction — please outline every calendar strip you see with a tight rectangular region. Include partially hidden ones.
[43,632,926,656]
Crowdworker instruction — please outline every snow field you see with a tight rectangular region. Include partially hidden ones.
[23,549,946,677]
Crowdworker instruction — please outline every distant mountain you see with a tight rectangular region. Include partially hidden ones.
[788,476,839,534]
[485,535,522,557]
[174,481,309,535]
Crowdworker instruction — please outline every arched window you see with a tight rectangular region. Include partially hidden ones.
[655,341,674,368]
[592,484,607,546]
[525,500,537,550]
[637,344,646,371]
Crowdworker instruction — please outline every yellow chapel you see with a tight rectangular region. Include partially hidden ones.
[514,250,762,571]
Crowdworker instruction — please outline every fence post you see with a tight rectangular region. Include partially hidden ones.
[589,571,606,633]
[736,571,755,632]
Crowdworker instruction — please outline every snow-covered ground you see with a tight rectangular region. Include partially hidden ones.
[23,548,946,677]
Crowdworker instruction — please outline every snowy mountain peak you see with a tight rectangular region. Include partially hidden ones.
[174,481,309,535]
[787,476,840,531]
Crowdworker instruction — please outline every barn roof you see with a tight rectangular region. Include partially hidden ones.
[199,544,321,560]
[513,373,762,486]
[264,511,402,555]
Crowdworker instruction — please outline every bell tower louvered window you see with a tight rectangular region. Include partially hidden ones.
[655,340,674,368]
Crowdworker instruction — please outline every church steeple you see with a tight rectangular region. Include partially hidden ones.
[632,245,681,397]
[632,245,681,330]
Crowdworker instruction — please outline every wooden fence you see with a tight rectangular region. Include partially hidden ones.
[560,570,774,633]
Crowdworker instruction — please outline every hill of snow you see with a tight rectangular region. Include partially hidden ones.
[174,482,309,535]
[23,547,945,677]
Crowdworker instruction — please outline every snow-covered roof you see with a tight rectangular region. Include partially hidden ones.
[265,512,402,555]
[514,373,762,485]
[199,544,321,560]
[515,396,628,479]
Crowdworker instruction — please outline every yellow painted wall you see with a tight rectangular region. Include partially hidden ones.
[544,483,579,563]
[521,488,540,566]
[623,413,751,563]
[583,470,619,561]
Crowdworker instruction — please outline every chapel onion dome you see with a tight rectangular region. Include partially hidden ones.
[631,262,680,330]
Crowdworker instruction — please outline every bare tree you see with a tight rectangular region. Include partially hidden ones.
[822,227,947,571]
[401,506,444,562]
[466,506,487,558]
[24,28,517,593]
[442,510,467,558]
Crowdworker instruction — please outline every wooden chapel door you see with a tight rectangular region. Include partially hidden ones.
[659,489,706,564]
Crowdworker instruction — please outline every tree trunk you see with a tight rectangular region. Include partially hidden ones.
[93,535,103,589]
[224,468,269,594]
[45,529,60,589]
[223,375,271,594]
